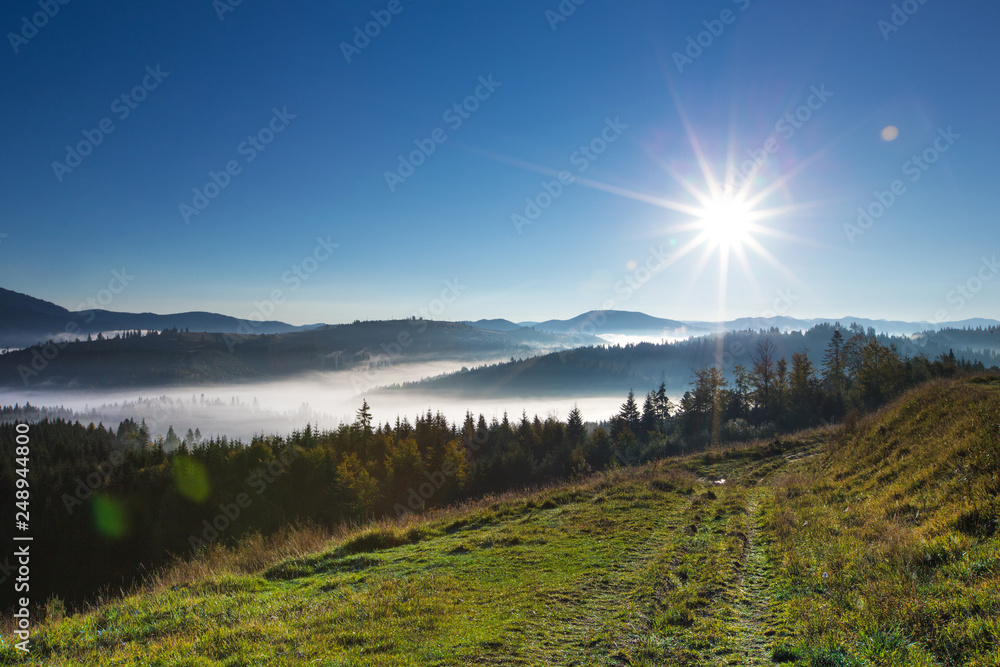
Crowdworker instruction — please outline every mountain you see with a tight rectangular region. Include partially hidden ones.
[0,288,316,349]
[529,310,708,337]
[522,310,1000,340]
[5,287,999,370]
[0,319,605,388]
[6,288,999,352]
[459,318,523,332]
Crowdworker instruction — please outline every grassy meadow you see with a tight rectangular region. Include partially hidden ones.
[2,377,998,666]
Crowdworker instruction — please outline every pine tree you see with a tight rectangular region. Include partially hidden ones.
[751,339,777,419]
[639,391,658,441]
[356,399,373,438]
[566,404,586,450]
[790,352,819,425]
[775,357,789,419]
[822,328,846,398]
[731,364,751,418]
[618,390,641,432]
[654,382,673,431]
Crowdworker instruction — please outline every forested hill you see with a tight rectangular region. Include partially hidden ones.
[0,287,316,349]
[0,319,604,388]
[386,323,1000,398]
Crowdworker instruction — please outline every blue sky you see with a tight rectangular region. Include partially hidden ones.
[1,0,998,325]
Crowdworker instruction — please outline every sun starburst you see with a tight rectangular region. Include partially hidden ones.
[469,87,831,322]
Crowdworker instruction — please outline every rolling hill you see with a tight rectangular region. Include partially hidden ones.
[6,288,997,354]
[525,310,1000,339]
[0,288,315,350]
[385,324,1000,398]
[459,319,523,332]
[528,309,703,337]
[0,319,606,388]
[4,377,998,665]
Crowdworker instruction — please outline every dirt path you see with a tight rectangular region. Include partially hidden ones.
[729,490,774,665]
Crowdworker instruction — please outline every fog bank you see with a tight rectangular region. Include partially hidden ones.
[0,360,646,440]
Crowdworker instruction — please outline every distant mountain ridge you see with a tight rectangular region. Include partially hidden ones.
[526,310,700,336]
[521,311,999,339]
[0,288,317,349]
[459,319,523,332]
[3,288,998,352]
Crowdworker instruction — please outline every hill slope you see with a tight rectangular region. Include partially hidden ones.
[392,325,1000,398]
[530,309,708,339]
[0,320,605,388]
[0,287,313,349]
[3,378,999,665]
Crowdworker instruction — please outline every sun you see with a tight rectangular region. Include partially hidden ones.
[698,198,754,249]
[471,86,820,311]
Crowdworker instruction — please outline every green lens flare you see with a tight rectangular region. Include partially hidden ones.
[92,495,128,538]
[172,456,211,502]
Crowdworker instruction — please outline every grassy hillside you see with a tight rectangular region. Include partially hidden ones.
[3,378,998,665]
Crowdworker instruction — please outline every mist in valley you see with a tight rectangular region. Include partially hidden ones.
[0,358,639,441]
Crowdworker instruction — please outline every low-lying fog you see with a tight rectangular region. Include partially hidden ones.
[1,359,647,441]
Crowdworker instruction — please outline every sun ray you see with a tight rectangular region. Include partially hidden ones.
[669,89,725,202]
[739,120,859,209]
[716,244,731,316]
[466,82,834,323]
[730,242,763,304]
[466,146,709,218]
[567,172,708,218]
[740,235,802,287]
[641,150,714,208]
[740,147,826,209]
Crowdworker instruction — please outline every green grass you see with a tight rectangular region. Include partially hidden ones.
[3,378,999,665]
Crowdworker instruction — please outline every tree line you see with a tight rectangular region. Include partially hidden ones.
[0,326,994,612]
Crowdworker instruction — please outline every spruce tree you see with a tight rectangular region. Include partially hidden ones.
[822,328,846,398]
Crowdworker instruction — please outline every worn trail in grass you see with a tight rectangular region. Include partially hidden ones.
[11,462,767,666]
[5,378,1000,666]
[730,492,774,666]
